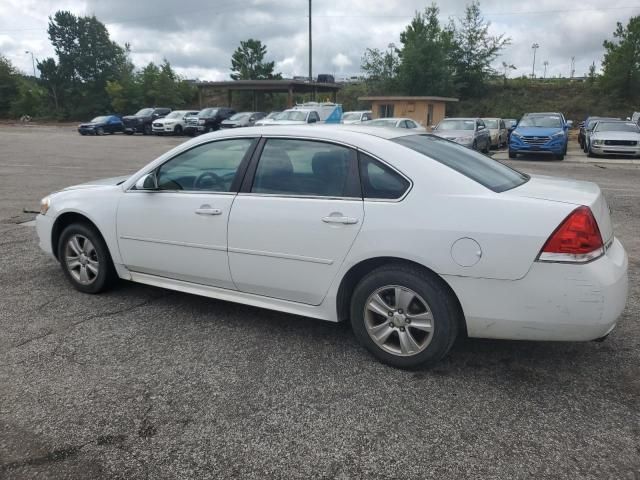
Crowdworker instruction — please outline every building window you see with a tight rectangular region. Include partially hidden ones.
[379,104,394,118]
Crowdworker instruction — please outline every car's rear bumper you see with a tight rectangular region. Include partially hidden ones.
[445,238,628,341]
[36,213,55,258]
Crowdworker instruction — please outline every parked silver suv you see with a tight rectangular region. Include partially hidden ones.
[431,117,492,153]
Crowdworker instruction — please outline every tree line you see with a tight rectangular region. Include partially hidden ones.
[0,4,638,120]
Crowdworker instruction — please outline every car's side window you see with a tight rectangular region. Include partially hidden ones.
[251,139,360,198]
[400,120,409,128]
[500,120,506,129]
[156,138,254,192]
[359,153,410,200]
[407,121,417,129]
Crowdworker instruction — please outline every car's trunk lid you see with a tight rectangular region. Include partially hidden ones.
[504,174,613,242]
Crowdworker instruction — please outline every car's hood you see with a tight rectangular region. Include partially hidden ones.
[432,130,474,138]
[79,122,100,127]
[221,120,243,126]
[591,131,640,141]
[123,115,144,121]
[342,120,362,124]
[62,175,130,191]
[514,127,563,136]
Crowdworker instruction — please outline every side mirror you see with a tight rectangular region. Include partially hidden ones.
[477,125,485,130]
[567,120,574,128]
[135,173,158,190]
[430,125,436,130]
[308,117,317,124]
[626,117,631,121]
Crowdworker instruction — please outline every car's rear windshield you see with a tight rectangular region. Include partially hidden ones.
[436,119,475,131]
[392,134,529,193]
[199,108,218,118]
[483,119,498,129]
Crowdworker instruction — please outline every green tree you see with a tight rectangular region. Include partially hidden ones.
[230,39,280,80]
[10,78,47,117]
[396,5,458,96]
[453,1,510,97]
[38,10,128,117]
[361,47,399,91]
[601,15,640,99]
[0,55,19,116]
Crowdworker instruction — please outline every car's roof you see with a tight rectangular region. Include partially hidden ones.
[368,117,413,121]
[199,124,423,141]
[343,110,370,114]
[442,117,478,120]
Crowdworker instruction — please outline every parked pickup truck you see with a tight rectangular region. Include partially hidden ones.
[122,107,171,135]
[184,107,236,135]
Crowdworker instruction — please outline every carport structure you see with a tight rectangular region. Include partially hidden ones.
[195,80,342,110]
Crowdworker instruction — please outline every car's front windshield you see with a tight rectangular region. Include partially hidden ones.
[483,119,498,129]
[436,119,475,131]
[368,119,398,127]
[595,122,640,133]
[135,108,154,116]
[392,134,529,193]
[199,108,218,118]
[90,116,108,123]
[230,113,250,121]
[342,113,362,121]
[266,112,281,119]
[280,111,308,121]
[518,115,562,128]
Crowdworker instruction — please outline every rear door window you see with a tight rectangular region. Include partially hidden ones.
[359,153,410,200]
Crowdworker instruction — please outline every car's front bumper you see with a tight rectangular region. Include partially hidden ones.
[591,144,640,156]
[445,237,628,341]
[36,213,55,258]
[510,135,566,154]
[152,125,177,134]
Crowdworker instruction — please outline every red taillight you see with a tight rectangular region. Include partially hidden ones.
[538,206,604,263]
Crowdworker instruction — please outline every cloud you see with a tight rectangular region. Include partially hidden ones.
[0,0,638,81]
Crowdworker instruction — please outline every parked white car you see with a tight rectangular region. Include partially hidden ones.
[342,111,373,124]
[36,125,628,368]
[152,110,200,135]
[257,108,321,125]
[588,120,640,158]
[363,117,426,131]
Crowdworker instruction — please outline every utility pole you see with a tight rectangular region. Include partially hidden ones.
[25,50,36,77]
[543,61,549,79]
[570,56,575,79]
[531,43,539,78]
[308,0,312,83]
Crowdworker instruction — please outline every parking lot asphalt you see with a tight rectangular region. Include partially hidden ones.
[1,125,638,479]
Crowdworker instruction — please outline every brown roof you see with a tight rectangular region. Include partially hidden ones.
[358,96,459,102]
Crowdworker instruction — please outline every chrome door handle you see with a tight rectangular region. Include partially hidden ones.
[195,207,222,216]
[322,216,359,225]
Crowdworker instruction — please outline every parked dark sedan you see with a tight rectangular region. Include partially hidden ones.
[77,115,124,136]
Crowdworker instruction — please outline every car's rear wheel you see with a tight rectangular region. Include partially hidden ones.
[58,223,116,294]
[143,124,152,135]
[350,265,459,369]
[174,125,183,135]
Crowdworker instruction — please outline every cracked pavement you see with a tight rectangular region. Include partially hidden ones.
[0,125,638,479]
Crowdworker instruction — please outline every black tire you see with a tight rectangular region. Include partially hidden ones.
[350,264,460,369]
[143,124,152,135]
[57,223,117,294]
[472,140,477,151]
[174,125,183,136]
[508,150,517,159]
[96,127,104,136]
[79,132,86,136]
[555,153,565,160]
[482,140,490,154]
[125,130,134,135]
[587,149,595,158]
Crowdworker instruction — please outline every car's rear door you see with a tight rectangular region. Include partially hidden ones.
[227,137,364,305]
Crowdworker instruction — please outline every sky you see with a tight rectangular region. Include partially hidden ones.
[0,0,638,82]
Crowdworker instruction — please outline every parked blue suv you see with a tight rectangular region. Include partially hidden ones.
[509,112,569,160]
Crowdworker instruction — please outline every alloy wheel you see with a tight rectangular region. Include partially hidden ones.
[363,285,434,356]
[64,234,99,285]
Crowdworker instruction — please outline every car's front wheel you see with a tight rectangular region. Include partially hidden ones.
[58,223,116,294]
[508,150,517,159]
[350,265,459,369]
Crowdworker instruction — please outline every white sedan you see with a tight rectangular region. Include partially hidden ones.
[363,117,426,131]
[36,126,628,368]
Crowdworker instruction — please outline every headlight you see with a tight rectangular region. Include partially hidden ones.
[455,136,473,144]
[511,131,522,139]
[40,196,50,215]
[552,131,565,138]
[592,139,603,145]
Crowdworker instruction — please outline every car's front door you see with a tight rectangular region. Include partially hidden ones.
[117,138,257,288]
[227,138,364,305]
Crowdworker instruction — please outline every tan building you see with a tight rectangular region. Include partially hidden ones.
[358,96,458,128]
